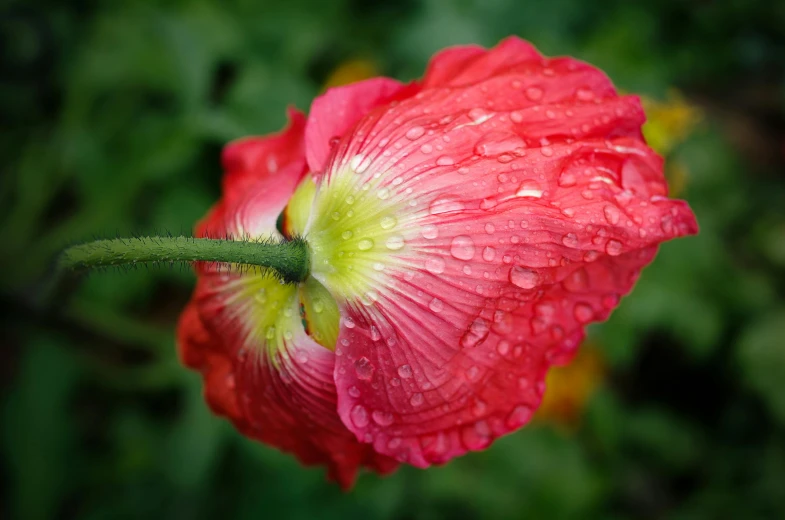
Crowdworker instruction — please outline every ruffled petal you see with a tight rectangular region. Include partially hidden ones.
[200,108,308,239]
[422,36,542,87]
[303,39,697,466]
[178,274,397,488]
[305,78,419,175]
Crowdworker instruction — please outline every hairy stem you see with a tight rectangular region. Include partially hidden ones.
[59,236,310,284]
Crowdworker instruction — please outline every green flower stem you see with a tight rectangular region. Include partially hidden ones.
[59,236,310,284]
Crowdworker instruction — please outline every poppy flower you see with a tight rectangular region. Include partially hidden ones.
[177,37,698,489]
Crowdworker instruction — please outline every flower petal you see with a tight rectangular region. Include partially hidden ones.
[422,37,542,87]
[305,39,697,466]
[179,274,398,488]
[200,108,307,239]
[305,78,419,175]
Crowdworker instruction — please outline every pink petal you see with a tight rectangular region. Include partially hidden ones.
[200,108,307,239]
[422,37,542,87]
[316,43,697,465]
[180,278,398,488]
[305,78,418,175]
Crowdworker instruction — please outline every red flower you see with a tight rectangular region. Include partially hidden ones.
[177,37,698,488]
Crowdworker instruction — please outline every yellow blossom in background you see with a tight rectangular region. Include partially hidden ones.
[642,90,702,197]
[322,58,378,90]
[536,344,605,429]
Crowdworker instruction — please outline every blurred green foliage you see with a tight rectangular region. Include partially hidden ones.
[2,0,785,519]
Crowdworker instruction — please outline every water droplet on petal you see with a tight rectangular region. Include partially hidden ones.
[574,302,594,323]
[377,187,391,200]
[354,357,374,380]
[380,216,397,230]
[372,410,394,426]
[425,257,446,274]
[349,154,371,173]
[474,132,525,157]
[430,197,465,215]
[482,246,496,262]
[358,238,374,251]
[428,298,444,313]
[436,155,455,166]
[350,405,369,427]
[460,318,490,348]
[575,88,595,102]
[496,340,511,356]
[422,224,439,239]
[465,365,481,381]
[385,236,405,250]
[603,205,621,225]
[410,393,424,406]
[406,126,425,140]
[450,236,475,260]
[398,364,413,379]
[510,266,539,289]
[506,405,533,428]
[562,233,579,247]
[344,316,355,329]
[525,86,543,101]
[341,230,353,240]
[348,386,361,398]
[606,239,623,256]
[516,180,543,198]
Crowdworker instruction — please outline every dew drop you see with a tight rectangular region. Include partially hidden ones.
[562,233,579,247]
[583,250,600,262]
[385,236,405,250]
[484,223,496,234]
[436,155,455,166]
[468,107,492,123]
[430,197,464,215]
[606,239,623,256]
[474,132,525,157]
[421,224,439,239]
[465,365,481,382]
[372,410,394,426]
[354,357,374,380]
[506,405,533,428]
[420,143,433,154]
[405,126,425,140]
[482,246,496,262]
[603,205,621,225]
[460,318,490,348]
[509,266,539,289]
[348,386,361,398]
[558,171,577,187]
[450,235,476,260]
[480,198,497,210]
[516,180,543,198]
[380,216,397,230]
[575,87,595,102]
[349,154,371,173]
[350,405,369,427]
[410,393,424,406]
[341,230,353,240]
[425,256,446,274]
[429,298,444,313]
[496,340,511,356]
[574,302,594,323]
[377,187,391,200]
[357,238,374,251]
[397,364,413,379]
[525,86,543,101]
[344,316,355,329]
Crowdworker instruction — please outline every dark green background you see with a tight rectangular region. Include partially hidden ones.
[2,1,785,519]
